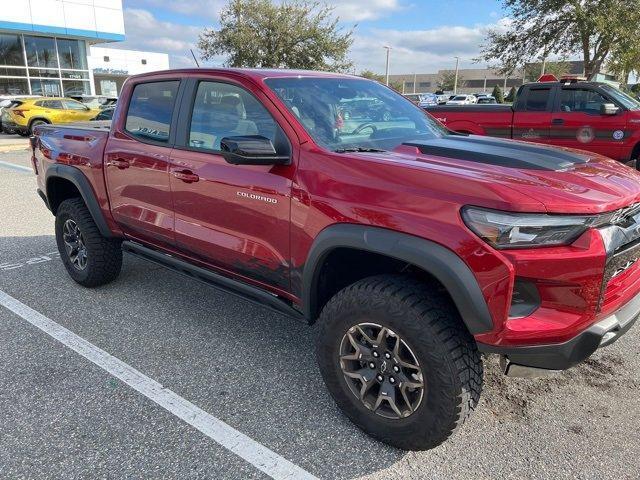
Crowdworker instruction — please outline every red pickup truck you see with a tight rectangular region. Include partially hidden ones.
[31,69,640,451]
[425,79,640,166]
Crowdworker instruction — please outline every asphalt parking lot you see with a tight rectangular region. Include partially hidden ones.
[0,145,639,479]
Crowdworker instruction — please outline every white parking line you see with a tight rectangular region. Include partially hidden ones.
[0,290,318,480]
[0,160,32,173]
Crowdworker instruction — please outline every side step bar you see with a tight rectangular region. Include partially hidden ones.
[122,241,304,321]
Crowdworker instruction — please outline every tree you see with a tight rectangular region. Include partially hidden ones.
[505,86,517,102]
[359,70,403,93]
[437,70,464,92]
[479,0,640,78]
[359,70,384,82]
[198,0,353,71]
[492,85,504,103]
[523,60,572,82]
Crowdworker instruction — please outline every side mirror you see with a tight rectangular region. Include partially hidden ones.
[601,103,619,115]
[220,135,290,165]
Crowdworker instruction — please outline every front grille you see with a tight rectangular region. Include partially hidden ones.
[599,205,640,310]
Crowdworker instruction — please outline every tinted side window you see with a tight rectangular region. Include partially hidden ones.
[524,88,551,111]
[560,88,609,114]
[125,81,179,143]
[44,100,64,109]
[63,100,88,110]
[188,81,279,151]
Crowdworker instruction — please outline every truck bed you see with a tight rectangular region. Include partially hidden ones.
[423,105,515,137]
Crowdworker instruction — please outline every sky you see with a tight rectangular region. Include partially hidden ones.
[114,0,510,74]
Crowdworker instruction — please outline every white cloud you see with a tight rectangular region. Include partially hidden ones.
[108,8,214,68]
[349,20,512,74]
[110,5,511,76]
[326,0,404,21]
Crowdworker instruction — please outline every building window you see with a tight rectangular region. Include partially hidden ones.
[0,34,25,66]
[418,82,431,88]
[62,80,91,96]
[30,79,62,96]
[104,56,110,62]
[57,38,87,70]
[0,78,29,95]
[24,36,58,69]
[141,59,147,65]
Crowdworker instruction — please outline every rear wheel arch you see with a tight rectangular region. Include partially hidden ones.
[28,117,50,133]
[302,224,494,335]
[45,164,114,238]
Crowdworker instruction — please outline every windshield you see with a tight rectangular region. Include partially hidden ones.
[600,84,640,110]
[452,96,467,101]
[265,77,446,152]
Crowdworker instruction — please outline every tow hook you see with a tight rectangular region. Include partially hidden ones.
[499,355,560,378]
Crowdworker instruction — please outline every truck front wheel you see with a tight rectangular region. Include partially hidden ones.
[316,274,483,450]
[55,198,122,287]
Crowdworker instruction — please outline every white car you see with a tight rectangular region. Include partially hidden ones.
[446,95,477,105]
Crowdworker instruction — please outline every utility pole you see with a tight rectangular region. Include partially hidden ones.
[483,74,487,92]
[503,75,507,90]
[384,46,392,86]
[413,72,417,93]
[453,56,460,94]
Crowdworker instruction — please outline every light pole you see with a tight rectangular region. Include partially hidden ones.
[453,56,460,94]
[384,46,392,86]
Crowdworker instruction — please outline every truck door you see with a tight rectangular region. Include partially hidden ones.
[512,85,554,145]
[168,79,294,292]
[104,79,180,248]
[546,86,626,160]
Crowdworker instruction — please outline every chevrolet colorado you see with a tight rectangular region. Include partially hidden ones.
[31,69,640,451]
[424,77,640,166]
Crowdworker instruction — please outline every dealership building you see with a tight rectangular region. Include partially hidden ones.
[0,0,168,97]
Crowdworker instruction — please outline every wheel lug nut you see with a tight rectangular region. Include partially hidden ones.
[393,365,400,373]
[384,352,391,359]
[376,374,383,382]
[369,362,376,369]
[372,351,379,358]
[389,377,396,384]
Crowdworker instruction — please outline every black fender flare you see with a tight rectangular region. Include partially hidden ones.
[45,164,115,238]
[302,224,494,335]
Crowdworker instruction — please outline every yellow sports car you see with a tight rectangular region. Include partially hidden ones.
[4,97,100,136]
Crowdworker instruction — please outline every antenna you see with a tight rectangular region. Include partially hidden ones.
[190,49,200,68]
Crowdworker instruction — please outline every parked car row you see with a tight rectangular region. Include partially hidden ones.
[0,94,117,135]
[403,92,497,106]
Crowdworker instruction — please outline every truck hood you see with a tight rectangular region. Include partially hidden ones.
[390,134,640,214]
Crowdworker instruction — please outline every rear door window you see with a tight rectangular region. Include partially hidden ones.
[522,88,552,111]
[125,81,179,143]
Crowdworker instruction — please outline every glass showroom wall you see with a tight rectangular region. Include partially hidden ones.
[0,33,91,96]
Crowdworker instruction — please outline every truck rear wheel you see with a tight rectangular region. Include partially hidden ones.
[316,274,483,450]
[55,198,122,287]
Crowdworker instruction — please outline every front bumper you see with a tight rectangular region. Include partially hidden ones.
[478,289,640,372]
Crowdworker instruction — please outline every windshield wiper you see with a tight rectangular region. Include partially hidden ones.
[334,147,387,153]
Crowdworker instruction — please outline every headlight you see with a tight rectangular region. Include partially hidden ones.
[461,207,610,249]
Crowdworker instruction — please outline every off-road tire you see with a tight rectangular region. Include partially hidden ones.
[316,274,483,450]
[55,198,122,287]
